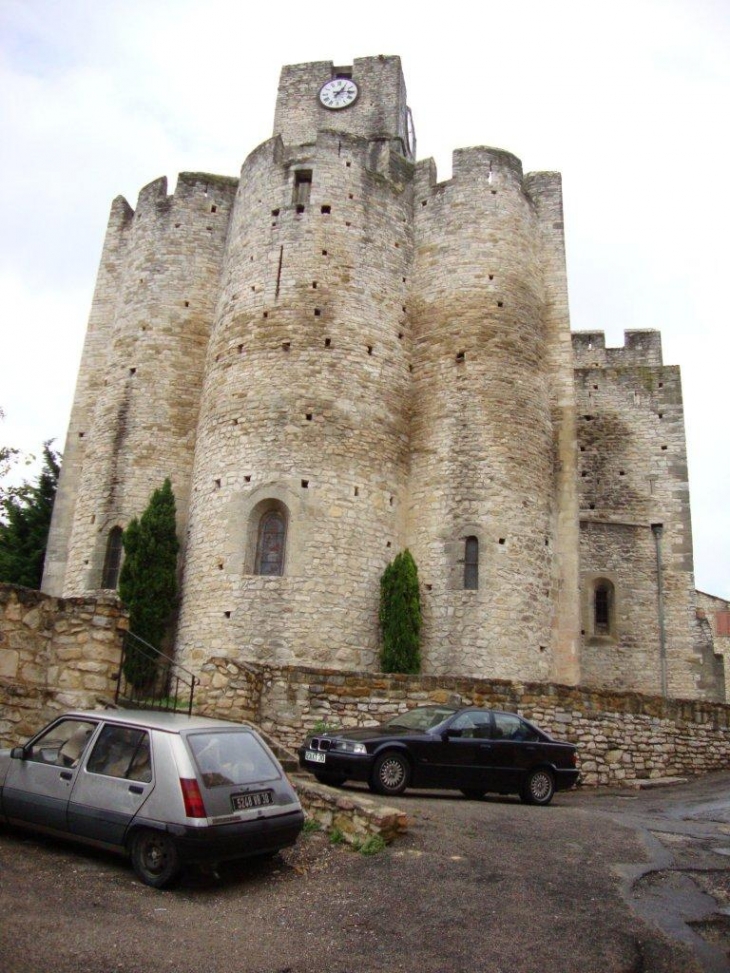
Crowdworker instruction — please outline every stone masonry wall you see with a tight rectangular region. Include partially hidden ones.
[574,330,708,698]
[0,584,125,747]
[196,660,730,787]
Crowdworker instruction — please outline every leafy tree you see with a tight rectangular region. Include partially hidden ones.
[0,443,60,589]
[379,549,422,674]
[0,406,21,507]
[119,479,179,687]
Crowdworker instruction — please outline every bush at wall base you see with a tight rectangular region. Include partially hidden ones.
[379,549,421,675]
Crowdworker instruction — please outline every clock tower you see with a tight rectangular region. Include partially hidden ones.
[273,56,414,161]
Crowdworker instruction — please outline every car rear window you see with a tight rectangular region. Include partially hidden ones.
[187,730,281,788]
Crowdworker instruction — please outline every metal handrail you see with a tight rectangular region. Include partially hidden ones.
[115,631,198,716]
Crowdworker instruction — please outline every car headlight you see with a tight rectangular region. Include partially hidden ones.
[330,740,367,755]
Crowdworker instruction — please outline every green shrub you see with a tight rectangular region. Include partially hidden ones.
[355,835,387,856]
[119,479,179,688]
[379,549,421,674]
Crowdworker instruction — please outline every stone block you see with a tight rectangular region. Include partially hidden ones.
[0,649,19,679]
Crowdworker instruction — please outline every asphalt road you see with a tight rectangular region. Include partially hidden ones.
[2,773,730,973]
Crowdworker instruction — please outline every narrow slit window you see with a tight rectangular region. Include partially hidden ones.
[293,170,312,207]
[464,536,479,590]
[594,579,614,636]
[101,527,124,590]
[255,511,286,577]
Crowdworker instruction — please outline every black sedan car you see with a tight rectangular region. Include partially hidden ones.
[299,705,579,805]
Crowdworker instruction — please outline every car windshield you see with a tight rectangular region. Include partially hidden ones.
[383,707,456,732]
[187,730,281,788]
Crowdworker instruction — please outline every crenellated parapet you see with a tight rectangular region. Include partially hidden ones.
[573,329,664,368]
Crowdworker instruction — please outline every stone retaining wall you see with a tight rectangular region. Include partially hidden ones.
[3,580,728,792]
[196,660,730,787]
[0,584,126,746]
[294,776,408,846]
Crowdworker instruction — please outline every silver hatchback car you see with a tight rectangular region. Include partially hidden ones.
[0,710,304,887]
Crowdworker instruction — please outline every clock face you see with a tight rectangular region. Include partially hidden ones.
[319,78,359,110]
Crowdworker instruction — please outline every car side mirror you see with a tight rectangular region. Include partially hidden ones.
[443,728,463,740]
[10,746,26,760]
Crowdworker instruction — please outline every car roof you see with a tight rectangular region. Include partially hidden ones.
[62,709,248,734]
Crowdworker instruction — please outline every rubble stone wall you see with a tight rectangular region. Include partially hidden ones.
[573,332,704,698]
[697,591,730,701]
[0,585,125,747]
[197,660,730,787]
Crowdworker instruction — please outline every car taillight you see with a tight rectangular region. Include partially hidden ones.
[180,778,206,818]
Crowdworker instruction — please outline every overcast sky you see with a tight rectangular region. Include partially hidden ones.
[0,0,727,597]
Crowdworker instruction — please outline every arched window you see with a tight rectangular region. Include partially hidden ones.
[255,510,287,576]
[594,579,614,636]
[464,536,479,590]
[101,526,124,589]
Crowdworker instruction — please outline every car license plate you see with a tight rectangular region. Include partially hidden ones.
[306,750,326,764]
[231,790,274,811]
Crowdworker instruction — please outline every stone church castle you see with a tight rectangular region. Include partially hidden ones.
[41,56,724,700]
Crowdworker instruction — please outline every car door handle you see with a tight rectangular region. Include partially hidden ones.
[129,785,144,795]
[478,744,492,750]
[59,771,73,781]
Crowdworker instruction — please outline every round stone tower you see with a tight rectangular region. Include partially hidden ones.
[407,148,572,681]
[176,57,414,670]
[45,173,237,595]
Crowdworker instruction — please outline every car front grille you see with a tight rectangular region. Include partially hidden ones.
[310,738,332,751]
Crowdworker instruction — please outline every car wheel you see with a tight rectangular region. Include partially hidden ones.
[371,751,410,796]
[314,772,345,788]
[520,768,555,806]
[130,829,181,888]
[461,788,486,800]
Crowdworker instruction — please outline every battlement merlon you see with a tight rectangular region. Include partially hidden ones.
[572,330,664,368]
[273,56,409,152]
[414,149,564,214]
[102,172,239,235]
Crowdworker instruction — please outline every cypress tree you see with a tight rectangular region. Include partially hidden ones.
[119,478,179,687]
[379,549,422,674]
[0,443,60,588]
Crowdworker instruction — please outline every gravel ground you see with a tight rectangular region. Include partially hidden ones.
[0,780,723,973]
